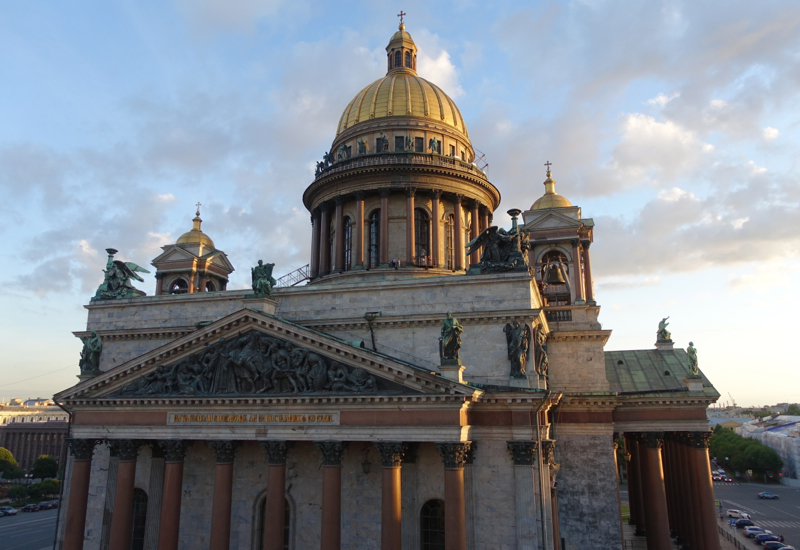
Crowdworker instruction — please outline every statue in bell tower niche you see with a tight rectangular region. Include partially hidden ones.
[251,260,277,296]
[79,331,103,376]
[504,321,532,378]
[657,317,672,341]
[687,341,699,376]
[92,248,150,301]
[534,329,549,378]
[439,311,463,361]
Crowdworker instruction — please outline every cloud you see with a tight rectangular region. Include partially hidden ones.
[175,0,289,33]
[763,127,779,141]
[647,92,680,107]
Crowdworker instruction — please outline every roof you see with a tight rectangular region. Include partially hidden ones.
[708,417,753,426]
[605,348,720,398]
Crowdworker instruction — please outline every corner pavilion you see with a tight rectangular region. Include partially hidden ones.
[55,23,722,550]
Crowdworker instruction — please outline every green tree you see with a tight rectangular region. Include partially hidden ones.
[0,447,16,466]
[787,403,800,416]
[30,455,58,479]
[29,479,60,499]
[6,484,28,501]
[0,462,25,481]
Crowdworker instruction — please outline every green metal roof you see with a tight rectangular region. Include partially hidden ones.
[605,348,720,398]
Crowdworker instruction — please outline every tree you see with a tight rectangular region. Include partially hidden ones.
[787,403,800,416]
[0,447,16,466]
[29,479,60,499]
[6,484,28,501]
[30,455,58,479]
[0,461,25,481]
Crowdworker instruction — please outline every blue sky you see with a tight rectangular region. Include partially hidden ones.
[1,1,798,407]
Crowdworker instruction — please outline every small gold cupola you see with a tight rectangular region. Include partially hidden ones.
[386,12,417,75]
[531,163,573,210]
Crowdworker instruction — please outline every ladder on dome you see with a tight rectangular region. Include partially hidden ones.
[275,264,310,287]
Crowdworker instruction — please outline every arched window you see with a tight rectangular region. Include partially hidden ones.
[367,210,381,268]
[541,250,568,269]
[414,208,430,265]
[169,278,188,294]
[420,499,445,550]
[130,488,148,550]
[255,496,291,550]
[445,215,455,270]
[205,280,216,292]
[343,216,353,271]
[394,50,401,68]
[405,51,412,68]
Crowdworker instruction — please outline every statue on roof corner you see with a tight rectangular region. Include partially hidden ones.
[251,260,277,296]
[79,331,103,376]
[440,311,463,361]
[687,341,699,376]
[91,248,150,301]
[504,321,531,378]
[657,317,672,341]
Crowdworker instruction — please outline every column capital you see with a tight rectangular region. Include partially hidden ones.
[687,431,712,449]
[453,193,465,205]
[641,432,665,449]
[112,439,140,461]
[405,186,417,198]
[355,190,366,201]
[334,195,345,206]
[314,440,347,466]
[319,201,332,213]
[208,440,239,464]
[470,199,480,209]
[159,440,192,463]
[570,238,580,247]
[464,441,477,465]
[507,440,538,466]
[436,441,471,469]
[581,240,591,249]
[479,204,491,216]
[373,441,406,467]
[379,188,392,198]
[430,189,443,200]
[68,438,98,460]
[312,206,321,218]
[260,440,292,465]
[150,441,165,459]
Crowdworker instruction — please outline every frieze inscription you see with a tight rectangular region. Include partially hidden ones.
[168,412,339,425]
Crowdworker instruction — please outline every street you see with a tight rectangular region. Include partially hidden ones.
[0,508,58,550]
[713,480,800,546]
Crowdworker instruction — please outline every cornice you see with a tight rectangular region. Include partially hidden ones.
[295,308,542,331]
[549,330,612,344]
[73,327,197,342]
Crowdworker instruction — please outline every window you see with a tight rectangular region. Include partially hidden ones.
[445,215,455,270]
[255,496,291,550]
[461,150,465,160]
[405,51,411,67]
[395,136,405,151]
[420,500,445,550]
[449,145,456,157]
[415,137,424,152]
[205,281,216,292]
[541,250,568,268]
[343,216,353,271]
[394,50,401,68]
[368,210,381,268]
[130,489,148,550]
[169,278,188,294]
[414,209,430,265]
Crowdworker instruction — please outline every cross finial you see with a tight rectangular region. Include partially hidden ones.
[397,10,406,26]
[195,202,202,217]
[544,161,552,177]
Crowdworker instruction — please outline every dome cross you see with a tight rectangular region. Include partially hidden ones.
[397,10,406,26]
[195,202,202,216]
[544,161,552,176]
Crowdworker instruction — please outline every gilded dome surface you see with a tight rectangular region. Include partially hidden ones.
[176,216,215,247]
[530,172,573,210]
[336,74,468,138]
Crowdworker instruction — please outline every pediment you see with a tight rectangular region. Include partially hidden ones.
[56,309,478,401]
[152,246,198,264]
[200,250,235,272]
[523,211,582,231]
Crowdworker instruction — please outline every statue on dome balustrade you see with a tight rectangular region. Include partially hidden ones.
[657,317,672,341]
[357,138,369,155]
[504,321,531,378]
[315,160,325,177]
[376,133,389,152]
[405,136,414,151]
[115,330,379,397]
[428,137,440,154]
[79,331,103,376]
[465,225,530,274]
[440,311,463,360]
[251,260,277,296]
[92,248,150,301]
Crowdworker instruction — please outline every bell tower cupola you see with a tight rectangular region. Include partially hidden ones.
[386,12,417,74]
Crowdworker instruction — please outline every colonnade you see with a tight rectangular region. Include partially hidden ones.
[624,431,720,550]
[309,188,493,279]
[63,438,521,550]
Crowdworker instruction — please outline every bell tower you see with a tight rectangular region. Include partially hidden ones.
[520,165,596,306]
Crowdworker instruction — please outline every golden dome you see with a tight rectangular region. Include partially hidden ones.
[176,215,215,248]
[335,25,468,139]
[531,171,573,210]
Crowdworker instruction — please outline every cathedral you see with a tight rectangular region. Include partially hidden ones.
[55,22,722,550]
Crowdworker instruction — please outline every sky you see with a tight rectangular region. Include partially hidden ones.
[0,0,798,408]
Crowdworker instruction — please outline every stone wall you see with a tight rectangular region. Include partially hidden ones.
[553,431,622,550]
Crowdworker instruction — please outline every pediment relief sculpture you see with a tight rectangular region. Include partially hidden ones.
[113,329,400,397]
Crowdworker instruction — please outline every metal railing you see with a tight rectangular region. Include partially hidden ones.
[411,255,437,268]
[314,151,489,181]
[275,264,310,287]
[718,524,747,549]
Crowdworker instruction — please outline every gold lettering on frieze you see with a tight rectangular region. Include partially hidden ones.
[168,412,338,425]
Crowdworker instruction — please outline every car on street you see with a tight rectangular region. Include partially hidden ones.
[38,501,54,510]
[0,506,17,516]
[727,509,743,518]
[20,503,39,512]
[735,518,754,528]
[757,492,779,499]
[713,475,722,481]
[756,533,785,544]
[744,526,772,538]
[723,477,734,482]
[762,543,787,550]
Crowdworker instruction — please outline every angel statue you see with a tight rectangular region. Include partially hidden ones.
[251,260,277,296]
[439,311,464,361]
[465,225,530,274]
[503,321,532,378]
[79,331,103,375]
[92,248,150,301]
[657,317,671,341]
